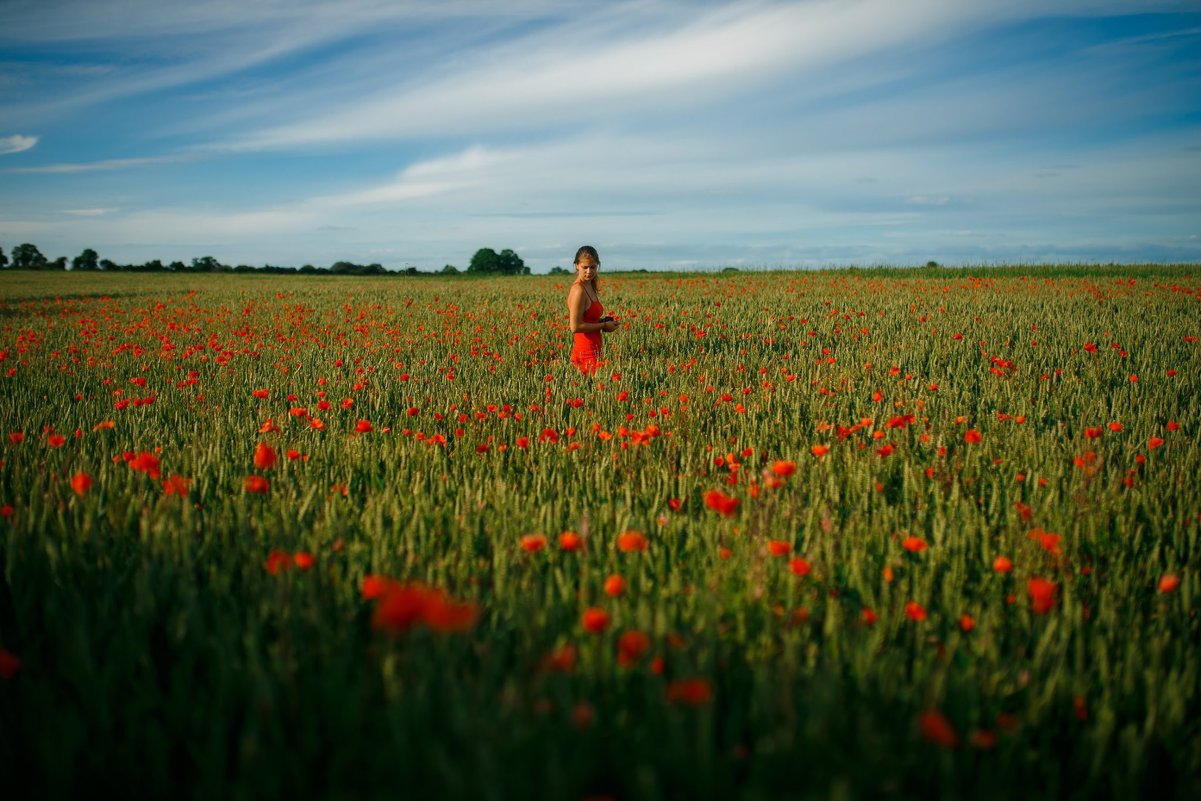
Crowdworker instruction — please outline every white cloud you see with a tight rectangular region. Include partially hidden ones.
[0,135,38,155]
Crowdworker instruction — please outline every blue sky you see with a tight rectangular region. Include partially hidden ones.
[1,0,1199,272]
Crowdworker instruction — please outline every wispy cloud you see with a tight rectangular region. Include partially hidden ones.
[0,134,37,155]
[2,153,192,174]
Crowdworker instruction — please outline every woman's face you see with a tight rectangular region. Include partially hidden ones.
[576,256,598,282]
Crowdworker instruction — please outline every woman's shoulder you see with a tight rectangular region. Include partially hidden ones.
[567,283,588,304]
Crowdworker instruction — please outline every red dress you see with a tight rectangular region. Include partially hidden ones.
[571,297,604,374]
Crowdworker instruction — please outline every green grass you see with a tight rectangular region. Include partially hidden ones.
[1,268,1198,800]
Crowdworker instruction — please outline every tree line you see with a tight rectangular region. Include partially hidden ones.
[0,244,531,276]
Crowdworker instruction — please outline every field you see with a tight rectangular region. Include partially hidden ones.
[1,266,1198,800]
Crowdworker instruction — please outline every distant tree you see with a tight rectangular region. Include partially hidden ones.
[299,264,318,274]
[234,264,256,273]
[441,264,459,274]
[468,247,528,275]
[11,243,47,270]
[138,259,164,272]
[50,256,68,271]
[100,258,120,271]
[168,260,187,272]
[548,266,570,275]
[72,248,99,271]
[0,246,7,269]
[926,261,940,268]
[192,256,225,272]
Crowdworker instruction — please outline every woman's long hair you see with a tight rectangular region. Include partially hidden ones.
[574,245,600,293]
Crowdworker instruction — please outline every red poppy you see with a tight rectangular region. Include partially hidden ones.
[616,630,651,667]
[559,531,584,552]
[617,530,648,552]
[162,475,191,496]
[604,574,627,598]
[253,442,277,470]
[959,613,976,632]
[293,552,315,571]
[790,557,812,578]
[919,710,959,748]
[810,444,830,458]
[520,533,548,553]
[8,433,23,445]
[47,434,66,448]
[581,607,611,634]
[767,540,791,557]
[361,574,396,600]
[264,549,292,575]
[251,389,269,399]
[540,644,578,674]
[129,451,162,480]
[1158,574,1180,594]
[963,429,982,443]
[0,648,20,679]
[905,601,928,621]
[704,489,740,517]
[1027,577,1057,614]
[355,420,373,433]
[770,460,797,478]
[665,677,713,706]
[1148,436,1165,449]
[244,475,270,494]
[993,555,1013,574]
[901,536,928,553]
[70,472,93,496]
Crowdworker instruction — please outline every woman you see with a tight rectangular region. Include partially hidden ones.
[567,245,618,374]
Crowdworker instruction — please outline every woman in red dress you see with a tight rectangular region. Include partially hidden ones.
[567,245,618,375]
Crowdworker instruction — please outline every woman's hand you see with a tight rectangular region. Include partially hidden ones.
[602,319,619,332]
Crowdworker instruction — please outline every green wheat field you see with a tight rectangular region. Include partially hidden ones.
[1,265,1198,800]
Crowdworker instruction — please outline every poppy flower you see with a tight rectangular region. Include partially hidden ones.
[355,420,373,433]
[540,644,578,674]
[604,575,627,598]
[253,442,277,469]
[905,601,928,621]
[901,536,928,553]
[558,531,583,552]
[0,648,20,679]
[373,583,479,635]
[293,552,315,571]
[361,574,397,600]
[244,475,270,494]
[919,710,959,748]
[70,472,93,496]
[8,433,23,445]
[993,555,1013,574]
[520,533,548,553]
[581,607,611,634]
[617,530,648,552]
[616,630,651,667]
[665,677,713,706]
[129,452,162,480]
[264,549,292,575]
[1027,577,1057,614]
[704,489,740,517]
[959,613,976,632]
[770,460,797,478]
[790,557,812,578]
[767,540,791,557]
[162,475,190,496]
[1158,574,1180,594]
[47,434,66,448]
[810,444,830,458]
[1148,436,1165,450]
[963,429,983,444]
[251,389,269,399]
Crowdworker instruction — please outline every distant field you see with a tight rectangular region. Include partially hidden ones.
[1,267,1198,800]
